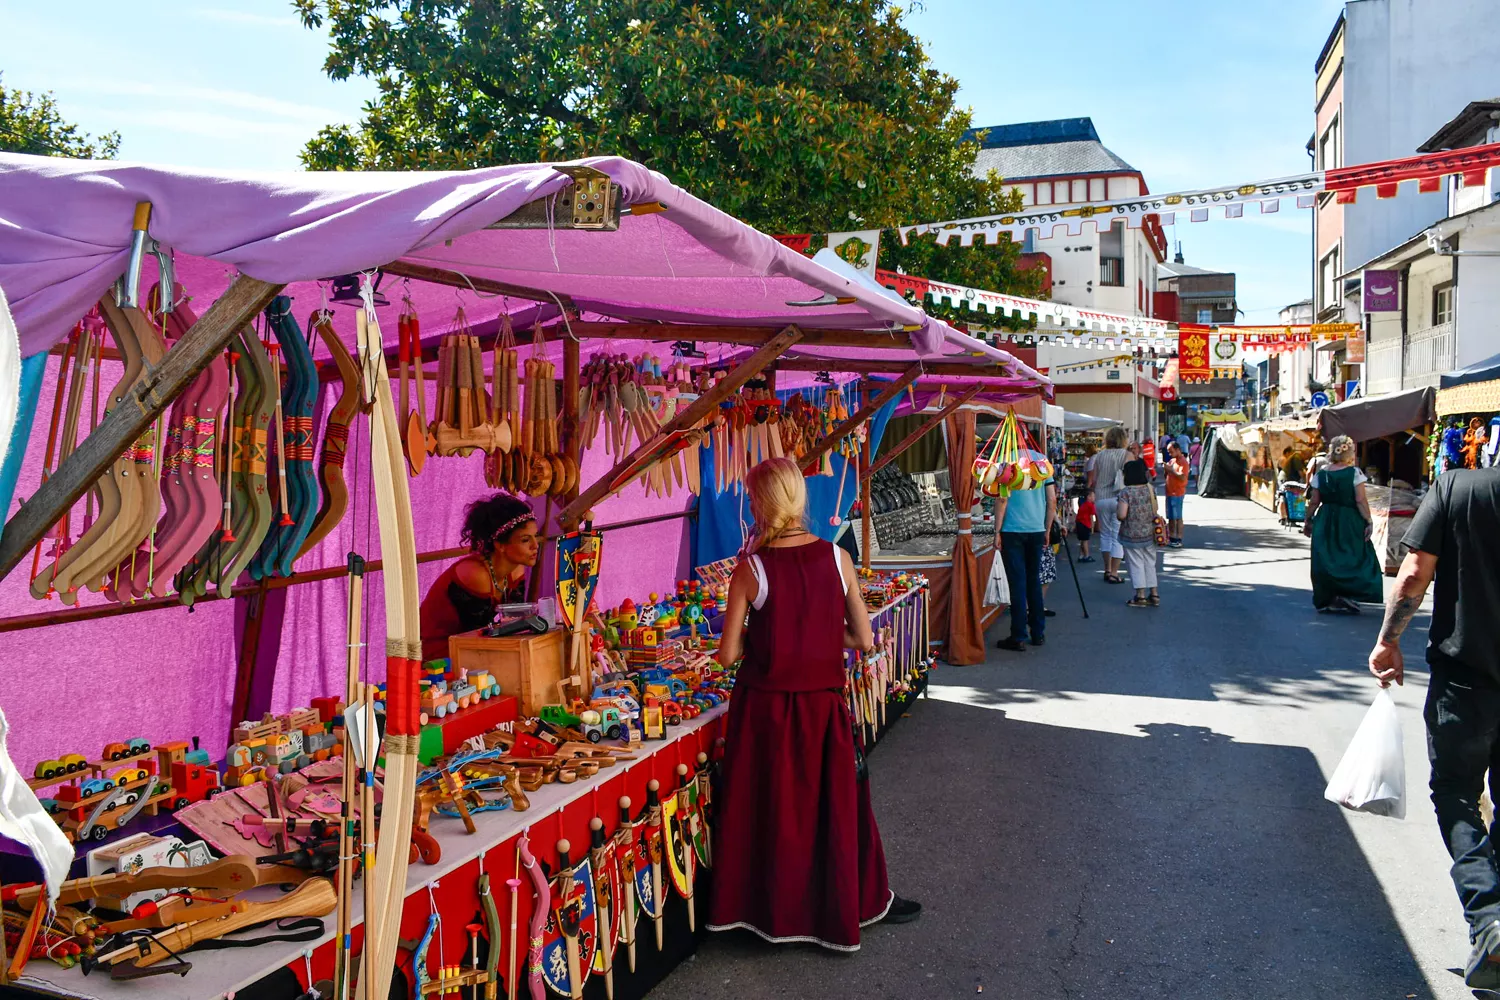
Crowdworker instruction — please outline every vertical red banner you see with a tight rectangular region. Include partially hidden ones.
[1178,326,1211,383]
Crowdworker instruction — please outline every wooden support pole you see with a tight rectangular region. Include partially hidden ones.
[862,384,985,483]
[382,259,578,311]
[563,335,581,503]
[860,382,872,573]
[799,365,922,474]
[0,276,284,583]
[229,581,271,734]
[558,325,805,528]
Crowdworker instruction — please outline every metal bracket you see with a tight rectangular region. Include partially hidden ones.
[487,165,621,231]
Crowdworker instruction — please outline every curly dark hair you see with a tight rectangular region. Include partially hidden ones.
[461,493,537,556]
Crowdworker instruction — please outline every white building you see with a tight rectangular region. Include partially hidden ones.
[1358,99,1500,396]
[968,117,1169,435]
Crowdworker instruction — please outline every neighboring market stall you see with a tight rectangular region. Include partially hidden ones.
[1318,386,1434,487]
[1197,425,1248,500]
[1060,409,1120,495]
[1240,412,1318,512]
[0,152,1048,1000]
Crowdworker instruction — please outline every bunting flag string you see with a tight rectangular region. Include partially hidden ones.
[898,141,1500,247]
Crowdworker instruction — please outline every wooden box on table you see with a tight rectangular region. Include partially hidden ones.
[448,627,565,718]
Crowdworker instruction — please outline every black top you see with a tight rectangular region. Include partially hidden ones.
[1403,468,1500,683]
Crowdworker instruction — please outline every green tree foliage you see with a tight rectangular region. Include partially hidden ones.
[0,74,120,159]
[297,0,1046,319]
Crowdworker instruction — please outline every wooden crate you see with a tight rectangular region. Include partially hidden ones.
[448,628,565,718]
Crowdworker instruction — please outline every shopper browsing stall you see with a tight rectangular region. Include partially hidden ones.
[417,493,539,661]
[1116,459,1161,607]
[994,451,1057,651]
[709,458,920,950]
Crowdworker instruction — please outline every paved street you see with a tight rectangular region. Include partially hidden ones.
[652,494,1471,1000]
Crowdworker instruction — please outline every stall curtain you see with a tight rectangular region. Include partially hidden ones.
[876,414,947,474]
[945,408,985,664]
[693,382,897,568]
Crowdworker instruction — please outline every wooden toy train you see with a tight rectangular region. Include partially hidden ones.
[27,704,345,844]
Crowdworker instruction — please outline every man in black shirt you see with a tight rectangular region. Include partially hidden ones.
[1369,466,1500,988]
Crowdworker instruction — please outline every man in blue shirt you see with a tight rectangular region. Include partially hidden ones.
[994,452,1057,651]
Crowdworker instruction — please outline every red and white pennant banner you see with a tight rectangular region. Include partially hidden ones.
[874,268,1171,338]
[900,142,1500,247]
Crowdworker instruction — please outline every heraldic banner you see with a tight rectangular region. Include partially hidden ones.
[1178,326,1212,384]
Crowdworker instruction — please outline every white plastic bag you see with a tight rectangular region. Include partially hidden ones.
[983,551,1010,607]
[1324,689,1406,819]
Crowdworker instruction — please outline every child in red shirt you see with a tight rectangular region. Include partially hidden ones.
[1075,491,1097,562]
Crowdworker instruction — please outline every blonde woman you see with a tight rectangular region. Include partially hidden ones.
[708,457,920,951]
[1303,434,1383,613]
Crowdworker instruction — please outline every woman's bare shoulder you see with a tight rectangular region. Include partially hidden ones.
[452,556,489,594]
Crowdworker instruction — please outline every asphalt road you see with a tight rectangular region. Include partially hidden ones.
[649,494,1475,1000]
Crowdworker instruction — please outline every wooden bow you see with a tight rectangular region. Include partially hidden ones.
[299,309,363,558]
[355,299,421,1000]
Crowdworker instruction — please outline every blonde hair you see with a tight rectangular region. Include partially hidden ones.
[1328,435,1356,463]
[1104,426,1127,449]
[744,457,808,554]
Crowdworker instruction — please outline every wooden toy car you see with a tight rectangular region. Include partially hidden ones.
[420,683,457,724]
[659,700,684,726]
[113,767,149,786]
[579,708,623,743]
[540,705,582,729]
[102,738,150,761]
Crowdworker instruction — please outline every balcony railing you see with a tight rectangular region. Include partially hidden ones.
[1364,337,1402,397]
[1404,321,1455,389]
[1099,256,1124,287]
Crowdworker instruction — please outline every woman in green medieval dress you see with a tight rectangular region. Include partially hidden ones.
[1302,434,1384,613]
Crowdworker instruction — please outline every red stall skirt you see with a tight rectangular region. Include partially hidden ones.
[706,687,893,951]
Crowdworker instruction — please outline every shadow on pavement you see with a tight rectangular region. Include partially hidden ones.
[650,697,1435,1000]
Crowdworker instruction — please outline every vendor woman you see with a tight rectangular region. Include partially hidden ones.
[418,493,540,662]
[707,457,920,951]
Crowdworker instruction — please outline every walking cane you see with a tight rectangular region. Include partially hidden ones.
[1061,532,1089,619]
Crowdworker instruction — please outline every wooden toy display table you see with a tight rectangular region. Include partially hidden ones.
[9,706,727,1000]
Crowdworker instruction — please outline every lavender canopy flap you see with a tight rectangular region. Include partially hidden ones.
[0,153,958,358]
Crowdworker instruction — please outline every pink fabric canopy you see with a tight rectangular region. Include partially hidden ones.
[0,153,1048,772]
[1,153,981,359]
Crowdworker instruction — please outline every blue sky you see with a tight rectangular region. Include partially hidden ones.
[4,0,1346,322]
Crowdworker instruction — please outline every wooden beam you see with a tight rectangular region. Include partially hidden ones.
[382,259,577,311]
[860,382,872,572]
[862,384,985,482]
[572,322,913,351]
[0,276,284,584]
[562,335,581,502]
[773,357,1017,378]
[799,365,923,474]
[558,325,806,527]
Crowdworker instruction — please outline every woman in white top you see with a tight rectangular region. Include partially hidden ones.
[1088,426,1130,585]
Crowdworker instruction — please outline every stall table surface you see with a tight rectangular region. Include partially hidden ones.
[10,705,726,1000]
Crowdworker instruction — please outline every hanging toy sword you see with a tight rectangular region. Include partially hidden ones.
[555,839,584,1000]
[614,796,638,973]
[646,780,665,951]
[589,818,615,1000]
[674,764,697,932]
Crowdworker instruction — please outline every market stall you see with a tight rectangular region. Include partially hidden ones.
[0,152,1048,1000]
[1061,409,1120,496]
[1240,412,1318,512]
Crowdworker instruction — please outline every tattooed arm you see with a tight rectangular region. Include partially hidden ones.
[1369,550,1439,687]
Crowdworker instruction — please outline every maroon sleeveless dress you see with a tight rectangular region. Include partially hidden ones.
[707,539,893,950]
